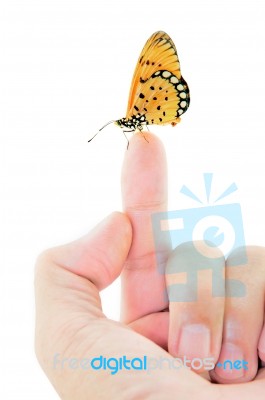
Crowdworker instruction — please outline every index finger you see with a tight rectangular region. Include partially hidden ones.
[121,132,169,322]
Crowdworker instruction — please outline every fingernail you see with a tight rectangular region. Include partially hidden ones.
[178,324,210,358]
[215,343,245,379]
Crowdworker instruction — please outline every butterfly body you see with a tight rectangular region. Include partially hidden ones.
[115,114,147,131]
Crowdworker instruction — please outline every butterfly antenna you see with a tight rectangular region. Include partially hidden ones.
[88,120,115,143]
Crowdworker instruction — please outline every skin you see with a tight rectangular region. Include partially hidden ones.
[35,132,265,399]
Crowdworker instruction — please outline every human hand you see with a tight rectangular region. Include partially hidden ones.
[35,133,265,399]
[34,217,209,398]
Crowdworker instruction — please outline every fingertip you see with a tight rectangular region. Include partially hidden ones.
[121,131,167,209]
[107,211,133,243]
[127,131,164,150]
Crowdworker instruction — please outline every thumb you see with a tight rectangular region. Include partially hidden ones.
[35,211,132,358]
[47,211,132,290]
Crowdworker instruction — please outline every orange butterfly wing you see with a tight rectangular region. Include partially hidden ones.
[126,31,189,125]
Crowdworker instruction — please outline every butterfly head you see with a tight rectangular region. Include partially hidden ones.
[115,118,126,128]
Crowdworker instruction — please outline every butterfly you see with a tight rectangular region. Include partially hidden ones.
[89,31,190,144]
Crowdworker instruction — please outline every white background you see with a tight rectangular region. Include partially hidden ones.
[1,0,265,398]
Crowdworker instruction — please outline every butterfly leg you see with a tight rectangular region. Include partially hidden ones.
[123,129,134,150]
[139,126,149,144]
